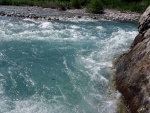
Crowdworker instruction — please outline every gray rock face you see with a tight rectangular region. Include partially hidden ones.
[114,6,150,113]
[139,6,150,34]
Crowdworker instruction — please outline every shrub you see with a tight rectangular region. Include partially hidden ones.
[121,0,142,2]
[80,0,91,6]
[0,0,12,5]
[87,0,104,14]
[70,0,81,9]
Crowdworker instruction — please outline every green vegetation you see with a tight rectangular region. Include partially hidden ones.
[0,0,149,13]
[87,0,103,13]
[70,0,81,9]
[102,0,150,13]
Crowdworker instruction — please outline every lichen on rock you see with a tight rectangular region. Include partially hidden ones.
[114,6,150,113]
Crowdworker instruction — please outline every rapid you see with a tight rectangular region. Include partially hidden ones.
[0,16,138,113]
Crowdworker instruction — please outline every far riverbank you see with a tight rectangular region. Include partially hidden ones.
[0,6,141,22]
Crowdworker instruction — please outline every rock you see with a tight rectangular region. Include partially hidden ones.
[66,6,71,10]
[7,14,11,17]
[138,6,150,33]
[57,6,66,11]
[114,6,150,113]
[93,10,104,14]
[144,29,150,38]
[29,13,38,19]
[55,18,59,21]
[0,11,6,16]
[130,33,145,48]
[77,15,81,18]
[48,17,51,20]
[92,16,97,19]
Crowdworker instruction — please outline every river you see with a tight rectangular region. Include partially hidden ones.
[0,16,138,113]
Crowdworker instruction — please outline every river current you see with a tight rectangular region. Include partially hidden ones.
[0,16,138,113]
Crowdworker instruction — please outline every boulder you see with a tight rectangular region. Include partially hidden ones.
[114,6,150,113]
[138,6,150,33]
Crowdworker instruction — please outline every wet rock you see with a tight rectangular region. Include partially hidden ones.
[47,17,51,20]
[92,16,97,19]
[7,14,11,17]
[29,13,37,19]
[0,11,6,16]
[54,18,59,21]
[114,6,150,113]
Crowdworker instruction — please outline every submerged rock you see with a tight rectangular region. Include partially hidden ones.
[114,6,150,113]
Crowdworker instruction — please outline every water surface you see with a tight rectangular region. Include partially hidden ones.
[0,16,138,113]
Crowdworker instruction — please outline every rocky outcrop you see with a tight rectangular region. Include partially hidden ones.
[114,6,150,113]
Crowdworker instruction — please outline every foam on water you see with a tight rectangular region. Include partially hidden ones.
[0,16,138,113]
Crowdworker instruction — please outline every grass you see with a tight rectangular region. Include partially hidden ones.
[0,0,149,13]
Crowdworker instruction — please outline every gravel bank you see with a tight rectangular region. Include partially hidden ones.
[0,5,141,22]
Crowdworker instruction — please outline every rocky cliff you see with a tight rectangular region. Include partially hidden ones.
[114,6,150,113]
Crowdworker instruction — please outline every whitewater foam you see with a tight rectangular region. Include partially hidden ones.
[39,22,53,28]
[0,17,138,113]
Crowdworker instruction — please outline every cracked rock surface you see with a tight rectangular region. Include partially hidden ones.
[114,6,150,113]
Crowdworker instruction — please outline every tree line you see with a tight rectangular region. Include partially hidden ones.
[0,0,149,13]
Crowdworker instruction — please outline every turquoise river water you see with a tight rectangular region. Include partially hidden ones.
[0,16,138,113]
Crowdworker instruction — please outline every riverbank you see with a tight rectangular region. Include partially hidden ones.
[0,5,141,22]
